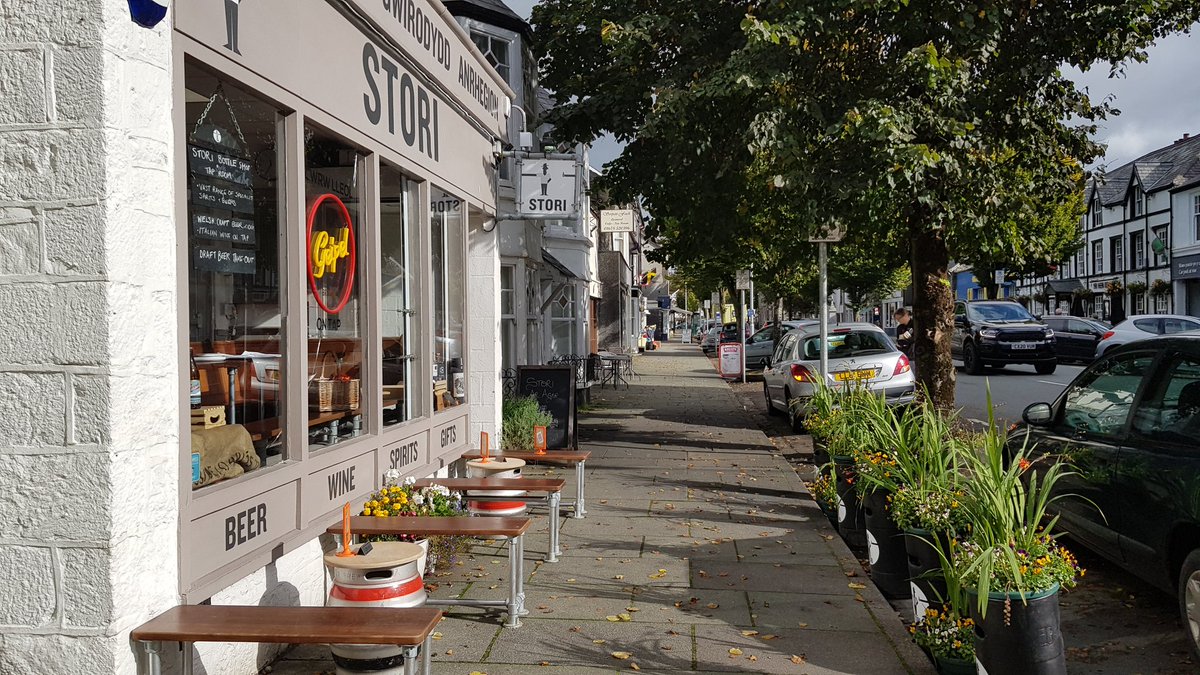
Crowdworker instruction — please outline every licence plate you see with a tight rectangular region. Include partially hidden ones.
[1009,342,1038,350]
[834,369,876,382]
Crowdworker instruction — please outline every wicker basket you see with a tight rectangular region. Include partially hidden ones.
[331,377,360,411]
[310,351,336,412]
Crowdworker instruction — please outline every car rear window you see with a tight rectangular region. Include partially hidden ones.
[1133,318,1160,334]
[801,330,893,360]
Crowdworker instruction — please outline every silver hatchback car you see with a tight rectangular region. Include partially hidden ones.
[762,322,917,431]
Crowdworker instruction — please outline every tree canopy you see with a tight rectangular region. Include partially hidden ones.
[533,0,1199,407]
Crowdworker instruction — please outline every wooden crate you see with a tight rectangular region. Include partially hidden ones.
[190,406,226,429]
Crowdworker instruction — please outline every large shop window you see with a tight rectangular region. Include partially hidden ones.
[381,162,421,425]
[184,64,288,490]
[305,124,367,447]
[431,188,466,411]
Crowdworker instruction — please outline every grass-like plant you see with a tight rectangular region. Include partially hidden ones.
[501,395,553,451]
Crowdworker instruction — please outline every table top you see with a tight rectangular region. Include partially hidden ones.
[327,515,532,538]
[412,477,565,492]
[462,450,590,464]
[130,605,443,646]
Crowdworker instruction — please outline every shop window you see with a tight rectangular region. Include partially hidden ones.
[432,188,466,410]
[304,123,367,448]
[184,62,288,489]
[380,162,421,426]
[501,265,516,371]
[550,286,577,358]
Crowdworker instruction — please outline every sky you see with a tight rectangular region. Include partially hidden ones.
[503,0,1199,172]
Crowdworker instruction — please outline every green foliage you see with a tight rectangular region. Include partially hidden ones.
[533,0,1200,408]
[502,395,553,451]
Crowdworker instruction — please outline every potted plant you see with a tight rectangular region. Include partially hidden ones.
[362,471,469,576]
[910,605,976,675]
[1073,287,1094,301]
[808,463,840,530]
[501,395,553,451]
[1151,278,1172,296]
[1104,280,1123,295]
[1126,281,1148,295]
[954,408,1083,674]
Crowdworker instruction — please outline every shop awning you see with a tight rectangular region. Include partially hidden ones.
[1045,279,1085,295]
[541,249,582,279]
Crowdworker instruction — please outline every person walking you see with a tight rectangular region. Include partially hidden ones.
[893,308,914,360]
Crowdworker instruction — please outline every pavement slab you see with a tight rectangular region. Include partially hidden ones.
[274,344,934,675]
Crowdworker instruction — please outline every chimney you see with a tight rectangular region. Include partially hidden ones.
[1177,133,1192,143]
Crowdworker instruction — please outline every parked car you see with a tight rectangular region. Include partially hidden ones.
[762,323,916,431]
[952,300,1057,375]
[718,323,740,344]
[744,320,816,370]
[1013,333,1200,657]
[1041,316,1111,363]
[1095,314,1200,358]
[700,327,721,354]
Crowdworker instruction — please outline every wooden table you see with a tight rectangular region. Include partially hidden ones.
[329,516,532,628]
[461,450,591,519]
[413,477,566,562]
[131,605,442,675]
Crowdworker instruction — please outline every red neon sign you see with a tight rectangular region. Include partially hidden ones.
[306,193,357,315]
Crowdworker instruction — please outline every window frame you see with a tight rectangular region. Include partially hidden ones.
[1093,240,1103,274]
[1054,350,1158,440]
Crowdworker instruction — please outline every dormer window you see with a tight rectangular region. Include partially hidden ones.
[1132,187,1145,217]
[471,31,511,85]
[1093,198,1103,228]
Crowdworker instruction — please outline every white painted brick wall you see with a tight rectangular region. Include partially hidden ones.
[468,220,501,445]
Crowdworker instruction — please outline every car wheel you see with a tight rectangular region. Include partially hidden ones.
[1035,361,1057,375]
[1178,549,1200,659]
[963,341,984,376]
[764,384,781,416]
[785,391,805,433]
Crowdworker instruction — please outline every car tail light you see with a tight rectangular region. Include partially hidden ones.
[791,364,815,382]
[893,354,911,375]
[1101,331,1115,341]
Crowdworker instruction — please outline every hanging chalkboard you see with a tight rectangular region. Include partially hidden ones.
[516,365,576,450]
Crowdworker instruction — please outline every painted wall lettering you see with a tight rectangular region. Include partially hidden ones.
[440,425,456,448]
[390,441,420,469]
[327,465,358,500]
[224,503,267,551]
[363,42,441,161]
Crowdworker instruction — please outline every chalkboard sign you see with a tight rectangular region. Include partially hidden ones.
[193,245,256,275]
[516,365,576,450]
[191,212,257,244]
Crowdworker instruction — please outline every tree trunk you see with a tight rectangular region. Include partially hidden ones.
[910,225,956,410]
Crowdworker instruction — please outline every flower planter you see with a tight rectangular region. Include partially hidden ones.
[904,528,948,619]
[816,498,839,530]
[833,455,866,550]
[862,490,910,599]
[969,585,1065,675]
[325,541,427,675]
[812,440,831,466]
[933,655,976,675]
[465,457,527,516]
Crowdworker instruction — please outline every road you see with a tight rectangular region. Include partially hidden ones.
[954,361,1086,426]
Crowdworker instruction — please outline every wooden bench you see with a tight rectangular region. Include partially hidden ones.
[461,450,592,519]
[329,516,532,628]
[413,477,566,562]
[130,605,442,675]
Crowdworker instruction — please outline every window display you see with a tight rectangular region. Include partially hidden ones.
[431,188,466,410]
[380,163,421,425]
[305,124,367,447]
[184,61,287,489]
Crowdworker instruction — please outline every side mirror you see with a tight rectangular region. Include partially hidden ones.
[1023,402,1053,426]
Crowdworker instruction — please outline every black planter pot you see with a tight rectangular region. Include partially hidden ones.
[861,490,911,599]
[812,440,831,466]
[904,528,949,618]
[815,499,839,530]
[970,585,1065,675]
[833,456,866,550]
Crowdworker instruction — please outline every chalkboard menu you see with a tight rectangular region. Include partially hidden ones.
[187,128,257,276]
[516,365,576,450]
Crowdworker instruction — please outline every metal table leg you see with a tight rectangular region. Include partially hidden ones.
[141,641,163,675]
[548,492,562,562]
[422,633,433,674]
[573,461,587,518]
[402,644,418,675]
[505,536,521,628]
[516,534,528,616]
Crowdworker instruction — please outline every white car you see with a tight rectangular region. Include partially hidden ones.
[1096,314,1200,357]
[762,323,917,431]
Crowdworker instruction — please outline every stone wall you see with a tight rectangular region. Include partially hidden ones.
[0,2,178,673]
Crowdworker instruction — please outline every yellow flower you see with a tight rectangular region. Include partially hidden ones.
[363,508,372,516]
[382,497,391,504]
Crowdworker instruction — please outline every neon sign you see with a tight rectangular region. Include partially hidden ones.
[306,193,357,315]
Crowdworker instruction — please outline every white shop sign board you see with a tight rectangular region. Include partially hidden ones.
[718,342,742,379]
[519,159,578,217]
[600,209,635,233]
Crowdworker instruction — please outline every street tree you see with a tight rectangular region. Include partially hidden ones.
[534,0,1199,408]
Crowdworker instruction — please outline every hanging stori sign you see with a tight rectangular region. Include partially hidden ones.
[307,194,357,315]
[518,158,578,218]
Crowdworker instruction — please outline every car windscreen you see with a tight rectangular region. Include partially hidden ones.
[966,303,1035,323]
[800,330,893,360]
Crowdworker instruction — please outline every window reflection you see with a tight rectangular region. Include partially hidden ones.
[431,188,466,410]
[381,163,420,425]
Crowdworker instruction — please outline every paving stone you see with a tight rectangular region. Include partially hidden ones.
[484,618,694,670]
[746,591,880,632]
[693,624,915,674]
[690,561,856,594]
[628,587,753,626]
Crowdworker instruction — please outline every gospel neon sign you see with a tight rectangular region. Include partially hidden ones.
[307,193,357,315]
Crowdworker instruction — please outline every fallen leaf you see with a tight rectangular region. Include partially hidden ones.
[741,630,759,637]
[844,571,858,578]
[593,639,607,644]
[798,622,809,628]
[618,613,633,622]
[630,663,641,671]
[626,606,640,612]
[729,647,743,657]
[567,578,577,583]
[614,575,625,580]
[569,626,582,633]
[489,584,499,589]
[445,650,454,656]
[606,615,621,622]
[761,634,780,640]
[539,661,551,666]
[611,651,632,660]
[706,603,719,609]
[791,654,806,664]
[431,632,443,640]
[661,646,673,651]
[749,655,759,662]
[848,582,866,590]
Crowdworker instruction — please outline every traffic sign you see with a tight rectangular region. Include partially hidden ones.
[736,269,751,290]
